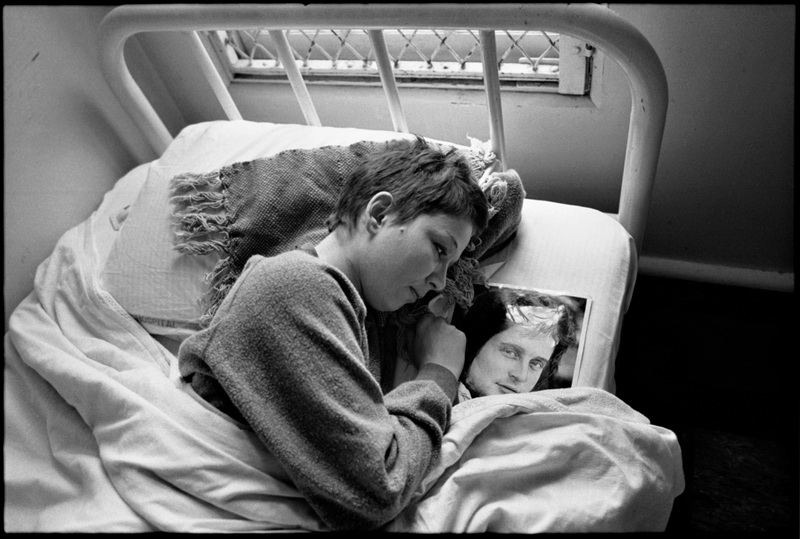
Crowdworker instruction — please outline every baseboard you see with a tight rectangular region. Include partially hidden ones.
[638,255,794,293]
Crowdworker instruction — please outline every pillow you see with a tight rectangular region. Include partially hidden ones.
[168,138,509,325]
[100,121,510,339]
[100,163,220,338]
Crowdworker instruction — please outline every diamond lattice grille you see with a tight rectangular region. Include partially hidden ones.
[225,28,562,82]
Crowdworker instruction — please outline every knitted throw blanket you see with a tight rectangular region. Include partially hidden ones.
[168,138,525,362]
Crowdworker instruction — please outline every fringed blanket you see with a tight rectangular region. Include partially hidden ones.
[168,138,525,363]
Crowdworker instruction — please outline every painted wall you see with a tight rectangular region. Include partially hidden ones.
[3,5,794,329]
[615,4,794,287]
[3,6,157,330]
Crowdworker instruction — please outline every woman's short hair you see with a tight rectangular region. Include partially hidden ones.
[325,136,490,237]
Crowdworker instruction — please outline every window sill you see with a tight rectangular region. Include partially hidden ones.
[230,76,598,107]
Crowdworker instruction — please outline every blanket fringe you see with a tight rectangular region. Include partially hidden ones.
[174,235,230,256]
[168,170,232,257]
[173,213,230,234]
[168,166,248,327]
[169,170,224,194]
[170,191,226,210]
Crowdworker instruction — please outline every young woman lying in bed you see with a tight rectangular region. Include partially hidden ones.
[176,136,498,530]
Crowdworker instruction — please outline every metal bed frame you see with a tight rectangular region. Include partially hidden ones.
[97,3,667,253]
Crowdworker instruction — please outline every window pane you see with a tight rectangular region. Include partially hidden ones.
[212,28,590,93]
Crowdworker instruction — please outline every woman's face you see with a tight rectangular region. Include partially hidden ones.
[464,324,556,397]
[359,212,474,312]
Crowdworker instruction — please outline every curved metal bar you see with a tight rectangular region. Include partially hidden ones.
[268,30,322,127]
[98,10,174,154]
[367,29,409,133]
[98,3,668,251]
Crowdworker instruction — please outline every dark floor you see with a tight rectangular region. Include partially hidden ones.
[614,274,798,537]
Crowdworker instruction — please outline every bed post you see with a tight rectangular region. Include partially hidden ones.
[269,30,322,127]
[368,29,409,133]
[479,30,507,172]
[188,31,243,122]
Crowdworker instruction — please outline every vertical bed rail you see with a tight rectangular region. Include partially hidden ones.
[368,30,409,133]
[479,30,507,171]
[269,30,322,127]
[188,31,243,122]
[98,4,667,252]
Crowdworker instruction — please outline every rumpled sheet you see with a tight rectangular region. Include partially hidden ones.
[387,390,685,532]
[4,210,684,532]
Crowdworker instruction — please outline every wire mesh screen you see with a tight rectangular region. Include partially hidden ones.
[221,29,565,85]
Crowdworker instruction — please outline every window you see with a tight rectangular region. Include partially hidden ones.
[204,28,594,96]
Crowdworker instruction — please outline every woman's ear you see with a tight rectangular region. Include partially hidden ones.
[364,191,394,232]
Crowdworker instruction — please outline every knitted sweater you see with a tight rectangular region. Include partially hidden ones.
[178,249,457,530]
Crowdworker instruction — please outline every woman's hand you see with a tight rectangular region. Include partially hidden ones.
[411,312,466,380]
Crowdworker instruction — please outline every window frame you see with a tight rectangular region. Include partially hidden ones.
[200,28,599,99]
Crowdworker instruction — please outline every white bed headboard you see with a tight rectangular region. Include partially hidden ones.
[97,3,668,254]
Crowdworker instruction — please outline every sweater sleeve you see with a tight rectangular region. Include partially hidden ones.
[178,253,455,530]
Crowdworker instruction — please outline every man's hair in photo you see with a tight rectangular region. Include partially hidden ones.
[325,136,489,236]
[456,287,579,391]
